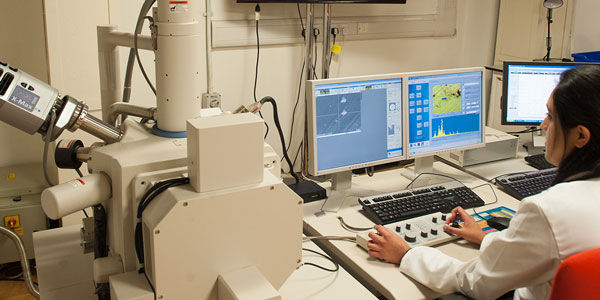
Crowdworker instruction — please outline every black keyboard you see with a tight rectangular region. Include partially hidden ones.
[495,168,557,200]
[524,153,555,170]
[358,181,485,225]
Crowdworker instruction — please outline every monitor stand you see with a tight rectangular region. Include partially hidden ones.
[320,171,377,212]
[522,127,546,155]
[400,156,471,187]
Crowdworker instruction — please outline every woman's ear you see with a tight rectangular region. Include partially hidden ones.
[574,125,591,149]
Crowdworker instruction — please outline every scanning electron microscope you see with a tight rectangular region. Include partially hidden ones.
[0,1,303,299]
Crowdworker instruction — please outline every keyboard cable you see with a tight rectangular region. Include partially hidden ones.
[470,182,499,219]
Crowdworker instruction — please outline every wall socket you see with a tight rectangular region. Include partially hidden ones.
[202,92,222,108]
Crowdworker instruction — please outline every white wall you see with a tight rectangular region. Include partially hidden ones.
[0,0,499,174]
[210,0,499,169]
[0,1,50,167]
[571,0,600,53]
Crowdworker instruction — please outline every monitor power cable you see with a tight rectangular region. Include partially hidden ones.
[253,4,269,140]
[260,96,300,184]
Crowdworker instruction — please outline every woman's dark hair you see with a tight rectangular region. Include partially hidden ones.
[552,65,600,184]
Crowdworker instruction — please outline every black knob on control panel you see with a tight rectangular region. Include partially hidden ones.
[404,233,417,243]
[395,226,401,233]
[431,228,438,235]
[405,223,411,230]
[432,217,438,223]
[441,215,447,221]
[421,231,428,238]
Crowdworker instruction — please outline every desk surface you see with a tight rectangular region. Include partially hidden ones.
[303,162,522,300]
[279,237,376,299]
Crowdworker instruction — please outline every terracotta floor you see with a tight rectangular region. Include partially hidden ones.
[0,278,37,300]
[0,263,37,300]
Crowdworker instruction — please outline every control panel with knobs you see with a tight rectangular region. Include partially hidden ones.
[356,212,460,251]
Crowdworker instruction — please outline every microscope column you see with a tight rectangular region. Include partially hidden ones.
[155,0,205,132]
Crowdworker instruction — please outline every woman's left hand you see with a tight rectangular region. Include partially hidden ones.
[367,225,412,264]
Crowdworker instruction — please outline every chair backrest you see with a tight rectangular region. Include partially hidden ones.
[549,248,600,300]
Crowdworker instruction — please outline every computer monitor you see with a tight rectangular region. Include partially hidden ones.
[501,61,597,126]
[306,74,406,179]
[406,67,485,158]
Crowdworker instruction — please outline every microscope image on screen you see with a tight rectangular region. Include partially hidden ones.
[316,93,362,137]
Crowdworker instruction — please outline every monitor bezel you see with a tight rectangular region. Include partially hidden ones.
[500,61,598,126]
[306,73,407,176]
[404,67,486,159]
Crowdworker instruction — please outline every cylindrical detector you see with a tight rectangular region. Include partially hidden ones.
[154,0,205,132]
[0,67,59,135]
[41,173,112,220]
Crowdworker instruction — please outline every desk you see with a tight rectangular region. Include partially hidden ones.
[279,237,376,299]
[303,162,522,300]
[461,150,537,182]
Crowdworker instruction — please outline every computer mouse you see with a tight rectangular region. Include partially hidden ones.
[486,217,511,231]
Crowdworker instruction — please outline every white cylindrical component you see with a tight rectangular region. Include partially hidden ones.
[93,256,123,283]
[97,25,123,124]
[155,0,205,132]
[41,173,112,220]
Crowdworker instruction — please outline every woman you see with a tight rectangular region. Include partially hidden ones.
[367,65,600,300]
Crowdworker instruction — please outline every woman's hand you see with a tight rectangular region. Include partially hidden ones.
[367,225,412,265]
[443,206,485,245]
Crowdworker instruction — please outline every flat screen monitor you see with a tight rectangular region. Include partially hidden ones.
[501,61,597,126]
[306,74,405,176]
[406,67,485,158]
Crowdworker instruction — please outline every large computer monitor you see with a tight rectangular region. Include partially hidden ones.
[406,67,485,158]
[501,61,596,126]
[306,74,406,179]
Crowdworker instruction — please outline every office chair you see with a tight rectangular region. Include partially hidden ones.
[549,248,600,300]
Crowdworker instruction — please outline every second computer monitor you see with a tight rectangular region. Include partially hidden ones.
[406,67,485,158]
[501,61,596,126]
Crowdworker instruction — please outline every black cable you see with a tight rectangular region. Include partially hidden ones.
[506,127,540,134]
[281,58,305,165]
[260,97,300,184]
[135,177,190,265]
[405,172,462,190]
[142,268,157,300]
[366,166,374,177]
[545,9,552,62]
[312,29,319,80]
[253,4,269,140]
[292,141,303,168]
[328,32,337,68]
[281,5,307,164]
[134,0,157,95]
[302,248,339,272]
[297,3,306,40]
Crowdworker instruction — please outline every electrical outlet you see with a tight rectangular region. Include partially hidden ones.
[357,23,368,34]
[202,92,221,108]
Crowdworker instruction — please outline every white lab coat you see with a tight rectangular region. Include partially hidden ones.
[399,177,600,300]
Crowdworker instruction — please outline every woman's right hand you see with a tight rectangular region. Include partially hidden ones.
[443,206,485,245]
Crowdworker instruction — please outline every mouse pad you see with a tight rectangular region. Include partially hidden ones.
[471,206,516,234]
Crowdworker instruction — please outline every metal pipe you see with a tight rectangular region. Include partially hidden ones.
[206,0,214,93]
[322,4,331,79]
[303,4,314,175]
[305,4,314,81]
[0,226,40,299]
[107,103,156,126]
[77,113,123,144]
